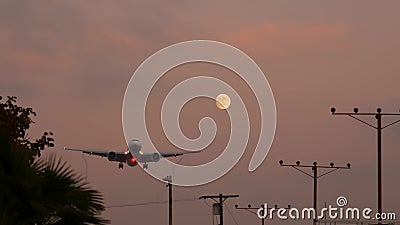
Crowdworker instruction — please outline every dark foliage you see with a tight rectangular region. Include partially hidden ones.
[0,96,54,158]
[0,96,109,225]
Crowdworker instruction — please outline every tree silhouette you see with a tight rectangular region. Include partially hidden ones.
[0,96,109,224]
[0,96,54,158]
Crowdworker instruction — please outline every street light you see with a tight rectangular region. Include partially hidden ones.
[279,160,351,225]
[331,107,400,225]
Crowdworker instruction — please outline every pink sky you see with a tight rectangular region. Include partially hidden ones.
[1,1,400,224]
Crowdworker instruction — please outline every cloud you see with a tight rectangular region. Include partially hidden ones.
[222,21,350,59]
[2,48,77,73]
[83,29,146,53]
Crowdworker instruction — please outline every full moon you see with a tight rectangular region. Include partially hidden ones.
[216,93,231,110]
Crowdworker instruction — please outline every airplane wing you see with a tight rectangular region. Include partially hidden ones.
[64,147,136,169]
[161,150,201,158]
[64,147,110,157]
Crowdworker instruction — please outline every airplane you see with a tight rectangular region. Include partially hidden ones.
[64,139,200,169]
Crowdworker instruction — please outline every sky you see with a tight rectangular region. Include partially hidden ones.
[1,1,400,224]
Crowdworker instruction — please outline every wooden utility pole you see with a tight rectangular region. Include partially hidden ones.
[163,176,173,225]
[199,194,239,225]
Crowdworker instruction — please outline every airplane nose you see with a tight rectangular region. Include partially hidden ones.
[128,139,142,152]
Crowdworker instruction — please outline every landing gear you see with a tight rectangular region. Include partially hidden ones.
[143,163,148,169]
[118,163,124,169]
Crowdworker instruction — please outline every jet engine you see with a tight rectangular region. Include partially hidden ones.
[152,153,160,162]
[108,152,117,161]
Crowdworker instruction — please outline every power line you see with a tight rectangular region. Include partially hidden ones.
[202,199,213,207]
[81,152,88,181]
[235,204,291,225]
[105,197,198,209]
[224,203,240,225]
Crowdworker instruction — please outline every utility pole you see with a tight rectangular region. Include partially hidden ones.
[199,194,239,225]
[279,160,351,225]
[235,204,291,225]
[163,176,173,225]
[331,107,400,225]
